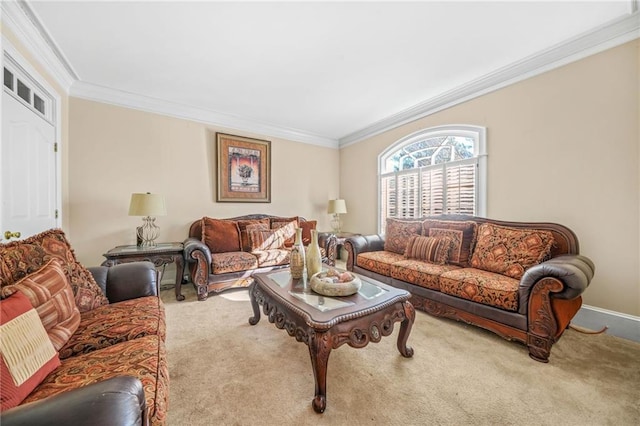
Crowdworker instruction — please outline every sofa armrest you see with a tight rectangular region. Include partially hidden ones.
[318,232,337,266]
[518,254,595,315]
[344,234,385,271]
[184,237,211,265]
[0,376,147,426]
[90,261,158,303]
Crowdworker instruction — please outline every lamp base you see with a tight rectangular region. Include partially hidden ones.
[137,216,160,247]
[330,214,342,235]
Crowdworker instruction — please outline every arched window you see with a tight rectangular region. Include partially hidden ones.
[378,125,487,233]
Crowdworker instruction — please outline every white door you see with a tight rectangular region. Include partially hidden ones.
[1,88,57,241]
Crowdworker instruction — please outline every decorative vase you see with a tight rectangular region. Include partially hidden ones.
[290,228,306,279]
[306,229,322,280]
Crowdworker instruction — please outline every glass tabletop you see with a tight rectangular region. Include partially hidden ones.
[268,269,388,312]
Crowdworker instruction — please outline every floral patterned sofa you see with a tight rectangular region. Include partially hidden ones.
[184,214,337,300]
[345,215,595,362]
[0,230,168,425]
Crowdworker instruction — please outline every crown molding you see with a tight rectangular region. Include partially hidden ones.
[339,10,640,148]
[70,81,339,148]
[1,0,76,92]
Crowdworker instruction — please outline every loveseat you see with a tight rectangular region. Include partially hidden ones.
[0,229,168,425]
[345,215,595,362]
[184,214,337,300]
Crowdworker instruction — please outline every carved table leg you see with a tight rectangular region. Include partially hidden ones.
[248,283,261,325]
[397,301,415,358]
[308,331,332,413]
[174,255,185,301]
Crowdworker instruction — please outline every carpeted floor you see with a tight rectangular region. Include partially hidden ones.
[161,284,640,425]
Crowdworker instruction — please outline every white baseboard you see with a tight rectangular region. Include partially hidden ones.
[571,305,640,343]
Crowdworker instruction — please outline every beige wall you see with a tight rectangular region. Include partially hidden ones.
[340,40,640,316]
[1,26,71,230]
[68,99,340,266]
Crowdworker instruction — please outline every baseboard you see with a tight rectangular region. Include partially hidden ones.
[571,305,640,343]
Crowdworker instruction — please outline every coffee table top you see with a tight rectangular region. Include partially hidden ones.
[253,269,410,330]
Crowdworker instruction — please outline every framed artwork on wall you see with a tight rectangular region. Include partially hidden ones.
[216,133,271,203]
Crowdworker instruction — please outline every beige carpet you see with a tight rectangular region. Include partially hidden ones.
[161,285,640,425]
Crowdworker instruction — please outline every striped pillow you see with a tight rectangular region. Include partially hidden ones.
[404,236,453,265]
[0,259,80,351]
[248,229,286,251]
[1,291,61,410]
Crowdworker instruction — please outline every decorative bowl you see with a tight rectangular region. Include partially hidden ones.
[309,270,361,297]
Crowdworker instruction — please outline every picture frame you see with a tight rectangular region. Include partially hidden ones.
[216,133,271,203]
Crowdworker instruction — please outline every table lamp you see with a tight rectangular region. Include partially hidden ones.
[128,192,167,247]
[327,199,347,234]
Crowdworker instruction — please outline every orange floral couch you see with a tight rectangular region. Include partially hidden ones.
[345,215,595,362]
[0,230,168,425]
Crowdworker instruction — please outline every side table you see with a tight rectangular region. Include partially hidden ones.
[102,242,186,301]
[330,232,361,260]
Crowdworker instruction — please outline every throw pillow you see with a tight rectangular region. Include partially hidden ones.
[422,220,478,266]
[270,220,297,247]
[1,291,61,411]
[470,223,555,280]
[1,259,81,351]
[300,220,317,245]
[248,229,286,252]
[0,229,109,313]
[384,218,422,255]
[201,217,241,253]
[404,235,453,265]
[237,218,270,251]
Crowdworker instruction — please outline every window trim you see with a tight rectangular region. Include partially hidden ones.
[377,125,487,233]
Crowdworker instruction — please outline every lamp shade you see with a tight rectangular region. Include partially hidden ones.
[327,199,347,214]
[128,193,167,217]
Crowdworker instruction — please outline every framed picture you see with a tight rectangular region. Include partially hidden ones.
[216,133,271,203]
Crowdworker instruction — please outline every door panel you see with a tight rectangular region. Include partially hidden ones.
[1,90,56,241]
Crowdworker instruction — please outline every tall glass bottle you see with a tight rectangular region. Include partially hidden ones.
[306,229,322,279]
[290,228,305,279]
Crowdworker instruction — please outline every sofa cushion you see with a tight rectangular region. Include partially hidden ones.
[237,218,270,252]
[439,268,520,312]
[391,260,460,291]
[423,220,478,267]
[0,229,109,313]
[356,251,405,277]
[270,217,299,246]
[249,228,289,251]
[300,220,317,245]
[470,223,555,280]
[24,335,169,426]
[384,219,422,255]
[58,296,165,359]
[404,235,452,265]
[253,249,290,267]
[211,252,259,274]
[201,217,241,253]
[1,291,61,411]
[1,259,80,352]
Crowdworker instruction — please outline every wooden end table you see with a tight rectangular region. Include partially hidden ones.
[102,242,186,301]
[249,269,415,413]
[326,232,360,260]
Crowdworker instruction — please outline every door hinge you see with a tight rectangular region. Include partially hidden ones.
[54,142,58,153]
[55,209,59,219]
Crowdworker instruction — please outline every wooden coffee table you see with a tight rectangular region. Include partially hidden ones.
[249,269,415,413]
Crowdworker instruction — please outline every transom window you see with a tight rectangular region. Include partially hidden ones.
[3,56,53,123]
[378,125,487,233]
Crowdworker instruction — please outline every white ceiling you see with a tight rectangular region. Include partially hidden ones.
[22,1,637,146]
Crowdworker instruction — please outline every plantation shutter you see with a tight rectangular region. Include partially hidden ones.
[445,159,476,215]
[421,167,444,216]
[397,171,420,218]
[380,175,396,226]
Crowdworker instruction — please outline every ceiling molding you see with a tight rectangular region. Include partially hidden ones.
[339,10,640,148]
[70,81,339,149]
[1,0,76,92]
